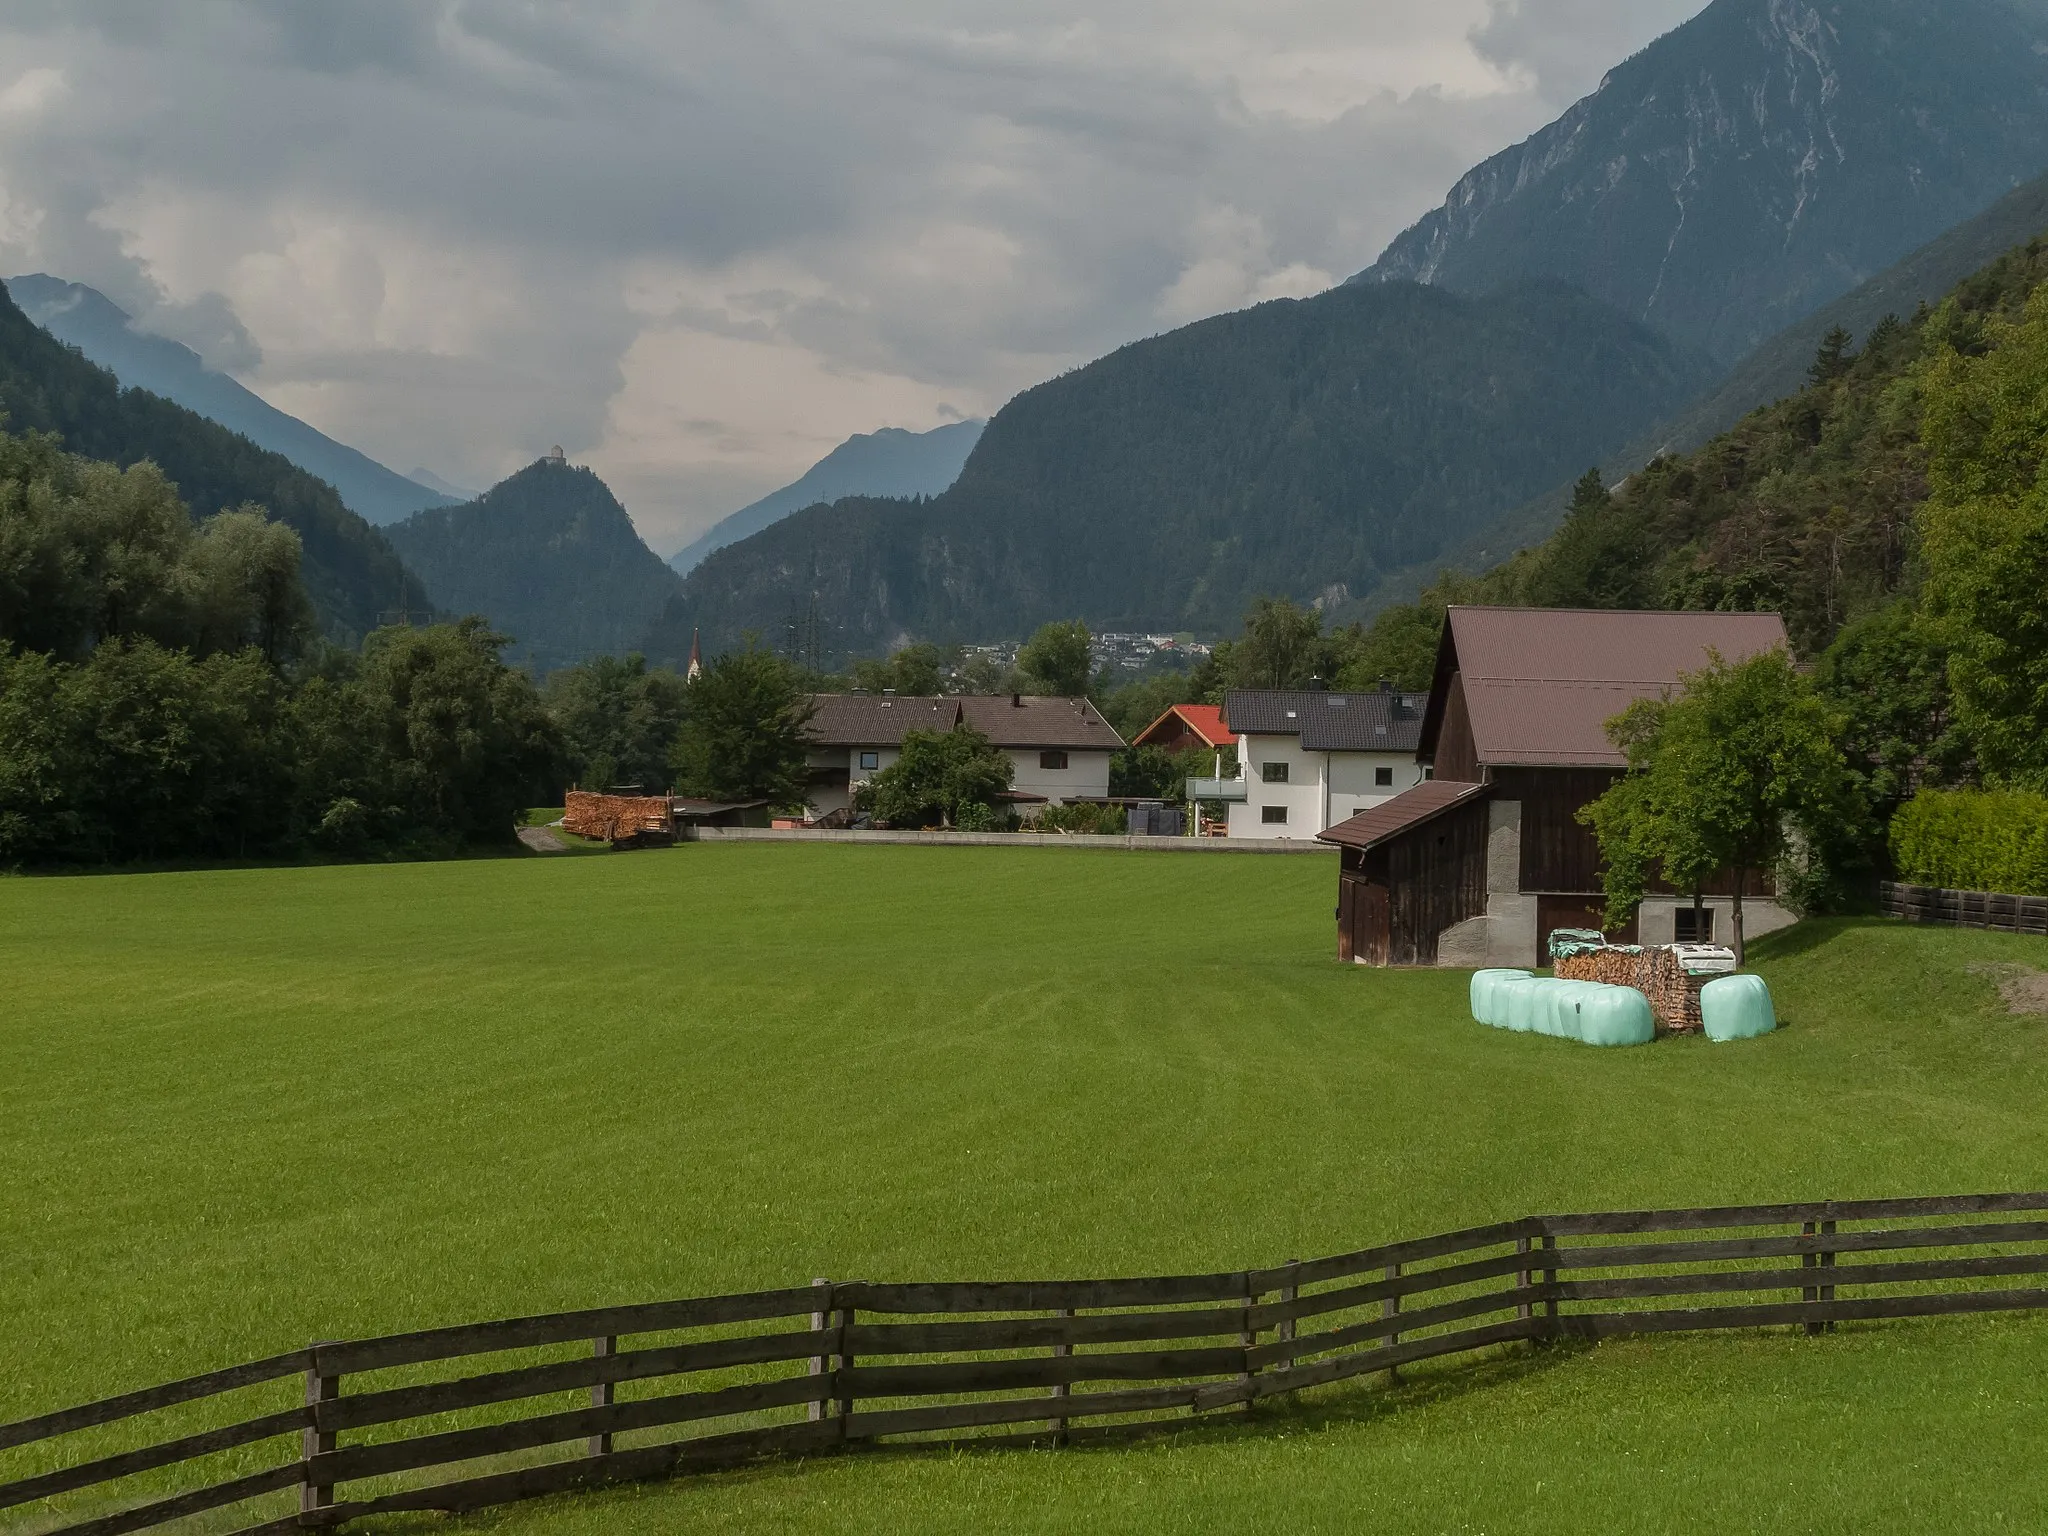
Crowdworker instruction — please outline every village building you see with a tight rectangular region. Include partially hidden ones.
[804,694,1124,820]
[1218,687,1430,840]
[1130,703,1234,757]
[1318,608,1802,967]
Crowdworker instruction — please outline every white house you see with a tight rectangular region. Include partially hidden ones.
[804,693,1124,821]
[1221,687,1430,840]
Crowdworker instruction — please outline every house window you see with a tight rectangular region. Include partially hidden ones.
[1262,806,1288,825]
[1374,766,1394,787]
[1040,750,1069,770]
[1261,762,1290,784]
[1675,906,1716,943]
[859,751,879,771]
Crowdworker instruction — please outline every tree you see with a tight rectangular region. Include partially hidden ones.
[669,642,815,806]
[1808,325,1856,386]
[859,724,1013,828]
[1919,287,2048,789]
[544,654,689,791]
[1016,620,1093,696]
[850,642,949,697]
[186,508,314,664]
[1579,650,1861,962]
[1231,597,1323,689]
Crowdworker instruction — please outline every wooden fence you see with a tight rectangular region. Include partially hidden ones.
[1881,880,2048,936]
[6,1194,2048,1534]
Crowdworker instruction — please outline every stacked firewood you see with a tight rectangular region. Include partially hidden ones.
[1555,947,1706,1034]
[563,791,673,844]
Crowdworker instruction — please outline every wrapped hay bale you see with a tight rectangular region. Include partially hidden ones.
[1701,974,1778,1042]
[1572,984,1656,1047]
[1470,970,1536,1027]
[1557,945,1709,1033]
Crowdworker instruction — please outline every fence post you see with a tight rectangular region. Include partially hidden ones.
[1237,1273,1256,1413]
[1516,1236,1534,1328]
[1050,1307,1075,1444]
[1820,1209,1838,1335]
[588,1336,615,1457]
[1802,1220,1821,1336]
[1541,1234,1559,1339]
[1383,1264,1402,1384]
[300,1344,340,1517]
[833,1293,856,1438]
[808,1278,830,1424]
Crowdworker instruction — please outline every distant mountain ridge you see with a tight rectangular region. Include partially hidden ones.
[1357,0,2048,363]
[638,279,1716,664]
[0,278,429,644]
[5,275,456,527]
[668,421,984,576]
[385,459,681,674]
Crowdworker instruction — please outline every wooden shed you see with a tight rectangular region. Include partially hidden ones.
[1321,781,1493,966]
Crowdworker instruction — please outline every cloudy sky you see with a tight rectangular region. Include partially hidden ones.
[0,0,1703,552]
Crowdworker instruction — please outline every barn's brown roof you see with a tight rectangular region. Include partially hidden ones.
[1421,608,1791,769]
[957,695,1126,750]
[1316,780,1490,851]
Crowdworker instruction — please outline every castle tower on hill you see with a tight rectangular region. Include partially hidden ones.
[545,445,565,464]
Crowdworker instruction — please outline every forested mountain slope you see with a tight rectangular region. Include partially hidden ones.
[1464,237,2048,656]
[637,280,1714,662]
[0,280,428,644]
[6,276,454,527]
[1358,0,2048,364]
[386,459,681,674]
[668,421,984,576]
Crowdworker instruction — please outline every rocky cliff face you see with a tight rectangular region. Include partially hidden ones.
[1358,0,2048,362]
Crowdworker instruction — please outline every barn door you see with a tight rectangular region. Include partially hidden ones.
[1340,874,1390,966]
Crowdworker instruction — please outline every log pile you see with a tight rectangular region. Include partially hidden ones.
[1555,947,1706,1035]
[563,791,674,846]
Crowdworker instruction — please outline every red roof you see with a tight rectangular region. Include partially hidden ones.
[1423,608,1791,769]
[1317,781,1491,851]
[1133,703,1234,750]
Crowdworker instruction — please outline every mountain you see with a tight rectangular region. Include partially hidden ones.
[384,458,682,674]
[406,466,478,502]
[667,420,984,576]
[1357,0,2048,365]
[5,275,456,527]
[1455,231,2048,656]
[0,278,429,644]
[637,279,1716,664]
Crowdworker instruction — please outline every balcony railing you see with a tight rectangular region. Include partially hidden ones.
[1187,777,1249,802]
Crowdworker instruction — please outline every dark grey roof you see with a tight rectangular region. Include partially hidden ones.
[807,695,959,747]
[1225,689,1429,753]
[958,695,1126,750]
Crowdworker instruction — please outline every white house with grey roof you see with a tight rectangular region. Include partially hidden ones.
[804,693,1125,821]
[1221,687,1430,840]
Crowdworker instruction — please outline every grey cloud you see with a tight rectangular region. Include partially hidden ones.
[140,290,264,372]
[1471,0,1705,108]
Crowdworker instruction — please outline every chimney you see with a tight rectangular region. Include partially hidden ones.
[882,688,897,697]
[1378,676,1393,693]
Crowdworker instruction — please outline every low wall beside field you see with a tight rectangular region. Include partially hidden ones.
[7,1193,2047,1535]
[683,827,1334,854]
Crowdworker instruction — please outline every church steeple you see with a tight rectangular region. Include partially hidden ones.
[687,628,702,682]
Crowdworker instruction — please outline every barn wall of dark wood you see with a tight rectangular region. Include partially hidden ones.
[1432,675,1481,784]
[1382,799,1491,965]
[1492,767,1618,894]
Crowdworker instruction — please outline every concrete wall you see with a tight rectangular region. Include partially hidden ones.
[686,827,1335,853]
[1636,896,1798,946]
[1434,798,1539,969]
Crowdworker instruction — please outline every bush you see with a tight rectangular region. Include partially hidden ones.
[1028,801,1128,836]
[1890,789,2048,895]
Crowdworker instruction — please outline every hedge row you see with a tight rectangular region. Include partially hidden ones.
[1890,789,2048,896]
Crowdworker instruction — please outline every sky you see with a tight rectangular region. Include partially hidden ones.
[0,0,1704,552]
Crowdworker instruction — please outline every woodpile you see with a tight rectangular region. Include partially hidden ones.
[1556,946,1706,1034]
[563,791,674,846]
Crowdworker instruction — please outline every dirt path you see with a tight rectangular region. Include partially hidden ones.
[517,825,569,853]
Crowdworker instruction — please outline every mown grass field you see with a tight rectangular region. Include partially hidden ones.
[3,843,2047,1533]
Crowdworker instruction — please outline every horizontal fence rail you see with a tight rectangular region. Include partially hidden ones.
[1881,880,2048,935]
[6,1194,2048,1533]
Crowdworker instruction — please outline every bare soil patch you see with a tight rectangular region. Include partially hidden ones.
[1968,963,2048,1015]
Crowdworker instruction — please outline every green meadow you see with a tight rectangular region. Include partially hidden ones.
[3,844,2047,1533]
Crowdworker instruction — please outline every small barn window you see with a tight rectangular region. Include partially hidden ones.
[1375,767,1394,787]
[1040,750,1069,770]
[1675,907,1716,942]
[1262,806,1288,825]
[859,751,879,770]
[1262,762,1290,784]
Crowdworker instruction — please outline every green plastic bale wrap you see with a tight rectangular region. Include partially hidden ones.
[1470,970,1535,1027]
[1501,978,1546,1033]
[1701,974,1777,1042]
[1533,981,1580,1039]
[1572,984,1656,1047]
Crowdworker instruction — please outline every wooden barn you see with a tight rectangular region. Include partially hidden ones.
[1318,607,1802,968]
